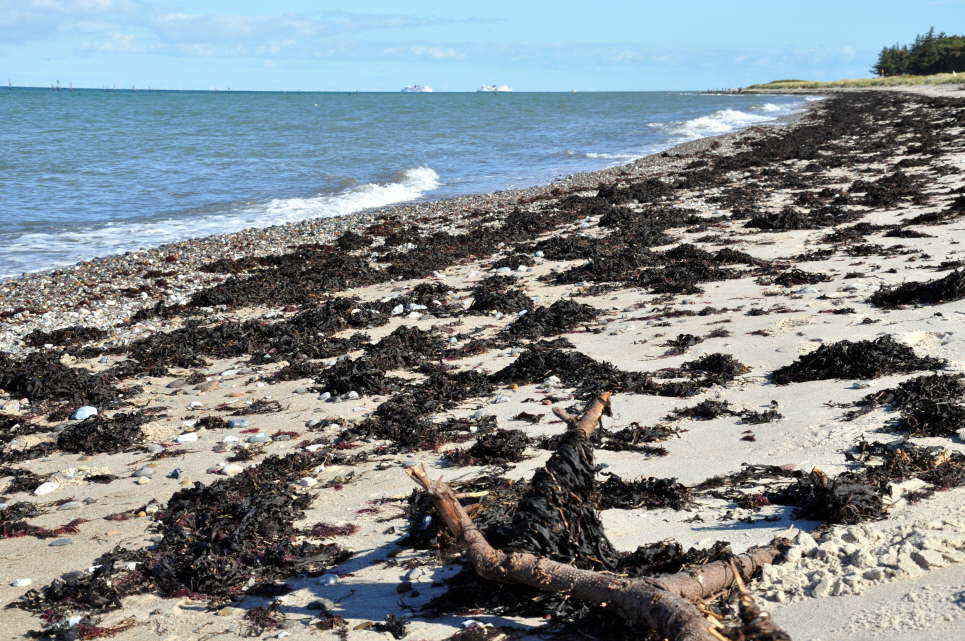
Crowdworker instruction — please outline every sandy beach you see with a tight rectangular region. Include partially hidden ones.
[2,85,965,641]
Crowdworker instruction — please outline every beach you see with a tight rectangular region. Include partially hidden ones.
[2,85,965,641]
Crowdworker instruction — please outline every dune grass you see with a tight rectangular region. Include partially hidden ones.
[746,72,963,90]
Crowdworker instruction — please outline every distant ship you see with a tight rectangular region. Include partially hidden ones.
[401,85,433,93]
[477,84,513,92]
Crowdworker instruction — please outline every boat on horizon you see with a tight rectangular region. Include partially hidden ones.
[401,84,433,93]
[477,84,512,92]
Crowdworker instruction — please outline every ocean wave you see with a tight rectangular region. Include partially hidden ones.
[0,166,441,280]
[663,108,777,139]
[584,151,640,160]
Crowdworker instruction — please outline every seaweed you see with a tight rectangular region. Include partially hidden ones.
[767,269,831,287]
[0,352,133,411]
[867,270,965,308]
[500,300,599,340]
[445,430,530,466]
[468,276,534,314]
[56,412,149,455]
[771,336,944,384]
[598,474,690,510]
[364,326,447,369]
[313,357,402,396]
[23,326,108,349]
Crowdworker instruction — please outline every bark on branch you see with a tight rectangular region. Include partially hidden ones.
[406,392,787,641]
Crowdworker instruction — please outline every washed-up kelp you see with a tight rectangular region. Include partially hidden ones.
[491,254,536,270]
[597,177,674,205]
[526,234,598,260]
[746,205,861,231]
[335,230,372,251]
[598,474,690,510]
[500,300,599,340]
[768,469,884,524]
[770,335,944,384]
[23,326,108,349]
[663,333,703,355]
[314,357,402,396]
[0,352,134,411]
[341,397,493,451]
[468,276,534,314]
[850,373,965,437]
[867,270,965,308]
[364,326,447,368]
[149,452,350,599]
[767,269,831,287]
[56,412,149,455]
[851,171,925,207]
[445,430,530,466]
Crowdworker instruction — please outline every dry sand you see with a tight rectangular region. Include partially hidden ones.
[1,84,965,641]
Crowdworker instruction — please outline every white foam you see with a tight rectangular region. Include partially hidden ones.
[585,152,640,160]
[0,166,441,280]
[759,102,783,112]
[661,108,777,140]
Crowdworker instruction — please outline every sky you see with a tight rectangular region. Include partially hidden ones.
[1,0,963,91]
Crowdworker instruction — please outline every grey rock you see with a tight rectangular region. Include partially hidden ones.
[70,406,98,421]
[49,538,73,547]
[227,418,250,429]
[57,501,83,511]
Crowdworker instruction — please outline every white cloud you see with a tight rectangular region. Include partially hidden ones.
[407,45,463,60]
[93,31,139,51]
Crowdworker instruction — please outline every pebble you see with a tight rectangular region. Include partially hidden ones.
[797,286,819,294]
[304,444,325,452]
[221,369,240,377]
[10,578,32,588]
[70,406,98,421]
[318,573,339,586]
[167,468,184,479]
[297,477,318,487]
[227,418,250,429]
[187,401,203,409]
[135,476,151,485]
[166,379,187,389]
[391,304,404,315]
[34,482,59,496]
[222,434,240,443]
[306,418,322,428]
[247,432,270,444]
[197,381,221,392]
[318,392,332,402]
[57,501,83,511]
[133,465,156,478]
[222,463,244,476]
[492,394,511,404]
[49,538,73,547]
[175,432,199,443]
[343,391,360,400]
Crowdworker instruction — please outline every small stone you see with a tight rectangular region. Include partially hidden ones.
[293,387,308,395]
[132,466,156,478]
[167,468,184,479]
[145,443,165,454]
[135,476,151,485]
[222,435,240,443]
[318,573,339,586]
[304,444,325,452]
[298,477,318,487]
[198,381,221,392]
[811,578,832,598]
[247,432,270,444]
[70,406,98,421]
[227,418,250,429]
[222,463,244,476]
[11,578,32,587]
[492,395,511,404]
[49,538,73,547]
[318,392,332,402]
[187,401,203,409]
[306,418,321,428]
[166,379,187,389]
[344,391,360,400]
[797,286,819,294]
[911,549,946,569]
[221,369,240,377]
[863,567,885,581]
[34,482,59,496]
[57,501,83,511]
[175,432,199,443]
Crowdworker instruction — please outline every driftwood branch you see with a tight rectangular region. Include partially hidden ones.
[406,392,786,641]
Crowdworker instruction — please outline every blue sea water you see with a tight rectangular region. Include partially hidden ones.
[0,88,812,279]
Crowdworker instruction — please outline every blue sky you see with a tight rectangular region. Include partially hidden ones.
[1,0,963,91]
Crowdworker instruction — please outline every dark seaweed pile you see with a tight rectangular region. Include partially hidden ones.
[867,270,965,308]
[15,451,352,624]
[56,412,150,455]
[23,326,108,349]
[0,352,137,414]
[467,276,534,314]
[851,373,965,437]
[500,299,599,340]
[598,474,690,510]
[445,429,530,466]
[771,336,945,384]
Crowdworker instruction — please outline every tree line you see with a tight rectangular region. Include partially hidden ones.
[873,28,965,76]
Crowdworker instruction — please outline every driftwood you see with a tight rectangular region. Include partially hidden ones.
[407,392,790,641]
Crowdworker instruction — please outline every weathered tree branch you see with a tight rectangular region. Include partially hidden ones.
[406,392,787,641]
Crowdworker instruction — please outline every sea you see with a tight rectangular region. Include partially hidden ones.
[0,88,816,280]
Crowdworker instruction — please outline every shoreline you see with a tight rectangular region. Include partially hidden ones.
[2,86,965,641]
[0,107,809,353]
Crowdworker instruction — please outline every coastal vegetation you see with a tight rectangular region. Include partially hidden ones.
[745,71,962,90]
[872,28,965,77]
